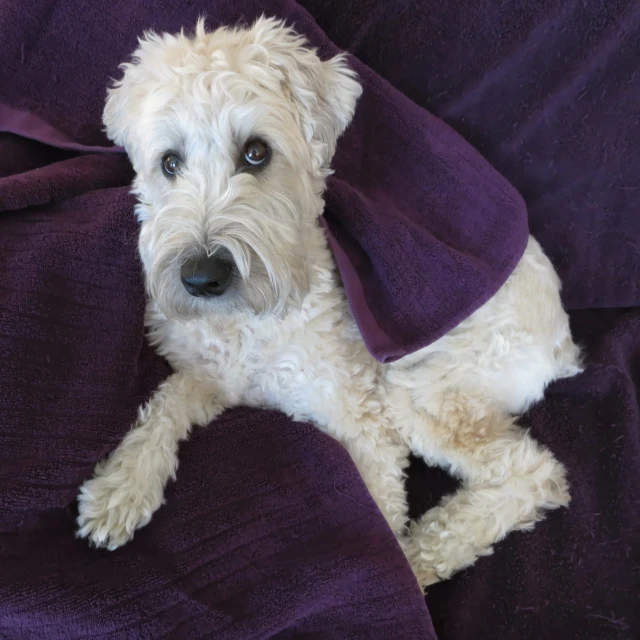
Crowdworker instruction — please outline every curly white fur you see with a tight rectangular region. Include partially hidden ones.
[76,17,582,589]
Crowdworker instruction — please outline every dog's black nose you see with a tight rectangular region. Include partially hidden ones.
[180,255,233,297]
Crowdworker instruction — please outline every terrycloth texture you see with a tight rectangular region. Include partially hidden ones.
[0,132,434,638]
[0,0,529,364]
[406,309,640,640]
[302,0,640,312]
[0,2,638,640]
[299,1,640,638]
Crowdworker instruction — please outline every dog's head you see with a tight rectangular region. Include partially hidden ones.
[104,17,361,318]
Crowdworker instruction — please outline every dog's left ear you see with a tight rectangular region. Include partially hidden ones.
[298,53,363,171]
[251,17,362,172]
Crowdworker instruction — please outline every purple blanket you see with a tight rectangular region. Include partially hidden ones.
[1,1,639,639]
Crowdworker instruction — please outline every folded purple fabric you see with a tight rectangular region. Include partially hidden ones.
[298,1,640,638]
[1,1,639,639]
[303,0,640,312]
[0,131,434,638]
[0,0,528,364]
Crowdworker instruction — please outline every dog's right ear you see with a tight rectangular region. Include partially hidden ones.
[102,30,167,154]
[103,61,142,151]
[103,75,134,150]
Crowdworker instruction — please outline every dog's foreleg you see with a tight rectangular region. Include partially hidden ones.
[76,371,225,549]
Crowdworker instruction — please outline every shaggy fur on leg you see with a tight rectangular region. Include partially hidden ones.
[76,17,582,589]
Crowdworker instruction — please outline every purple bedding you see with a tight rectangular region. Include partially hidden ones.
[0,0,638,639]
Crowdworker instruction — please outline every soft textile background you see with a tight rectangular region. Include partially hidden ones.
[1,1,638,639]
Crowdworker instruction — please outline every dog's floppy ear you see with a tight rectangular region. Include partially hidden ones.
[103,57,143,151]
[299,53,363,170]
[102,30,167,155]
[251,17,363,172]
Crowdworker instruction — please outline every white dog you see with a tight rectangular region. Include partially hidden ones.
[77,17,582,588]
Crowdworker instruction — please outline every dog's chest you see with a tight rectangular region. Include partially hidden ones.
[150,307,380,427]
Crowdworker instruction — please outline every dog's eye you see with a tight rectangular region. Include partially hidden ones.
[162,154,181,177]
[244,140,269,166]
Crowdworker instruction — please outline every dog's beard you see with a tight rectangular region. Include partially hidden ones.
[140,210,311,320]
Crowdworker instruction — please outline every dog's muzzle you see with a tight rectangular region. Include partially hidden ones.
[180,254,233,297]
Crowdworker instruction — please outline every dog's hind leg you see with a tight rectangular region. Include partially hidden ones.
[337,422,411,540]
[391,388,570,588]
[77,371,226,549]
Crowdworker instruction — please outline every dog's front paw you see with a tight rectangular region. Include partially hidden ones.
[76,461,163,550]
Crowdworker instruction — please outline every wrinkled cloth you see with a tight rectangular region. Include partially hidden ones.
[0,0,529,364]
[1,0,639,639]
[0,2,442,638]
[300,1,640,638]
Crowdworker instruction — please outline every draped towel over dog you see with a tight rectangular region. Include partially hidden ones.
[1,1,639,639]
[0,2,528,364]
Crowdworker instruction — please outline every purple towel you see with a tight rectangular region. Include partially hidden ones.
[301,1,640,638]
[303,0,640,312]
[1,1,639,639]
[0,128,434,638]
[0,0,529,364]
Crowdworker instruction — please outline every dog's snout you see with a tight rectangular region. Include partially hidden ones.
[181,254,233,297]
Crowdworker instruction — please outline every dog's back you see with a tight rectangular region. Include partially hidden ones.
[385,236,581,416]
